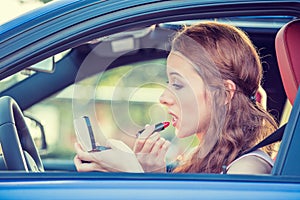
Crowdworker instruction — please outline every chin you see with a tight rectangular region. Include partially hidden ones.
[174,129,183,138]
[175,128,195,138]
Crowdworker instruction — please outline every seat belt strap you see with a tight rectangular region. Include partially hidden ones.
[242,124,286,155]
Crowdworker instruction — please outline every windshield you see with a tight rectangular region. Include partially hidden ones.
[0,71,32,92]
[0,49,70,93]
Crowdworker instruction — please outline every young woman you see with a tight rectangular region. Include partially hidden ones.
[74,21,278,174]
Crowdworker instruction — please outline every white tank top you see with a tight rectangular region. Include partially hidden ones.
[225,149,274,172]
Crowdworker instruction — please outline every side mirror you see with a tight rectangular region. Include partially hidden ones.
[24,115,47,154]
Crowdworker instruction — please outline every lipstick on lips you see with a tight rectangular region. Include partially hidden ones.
[136,121,170,138]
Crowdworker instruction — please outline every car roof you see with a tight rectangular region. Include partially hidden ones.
[1,0,300,37]
[1,0,299,80]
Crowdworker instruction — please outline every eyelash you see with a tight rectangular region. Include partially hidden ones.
[166,81,183,90]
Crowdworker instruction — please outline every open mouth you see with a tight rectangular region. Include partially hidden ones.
[169,111,179,127]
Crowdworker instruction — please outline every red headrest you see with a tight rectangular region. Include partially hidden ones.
[275,19,300,105]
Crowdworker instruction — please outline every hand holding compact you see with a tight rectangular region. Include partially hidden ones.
[74,140,144,173]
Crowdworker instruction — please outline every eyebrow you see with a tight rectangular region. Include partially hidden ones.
[169,71,184,78]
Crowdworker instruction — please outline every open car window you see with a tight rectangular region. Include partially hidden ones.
[18,15,294,174]
[24,58,198,169]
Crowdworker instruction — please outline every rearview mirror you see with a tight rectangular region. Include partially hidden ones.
[27,56,55,73]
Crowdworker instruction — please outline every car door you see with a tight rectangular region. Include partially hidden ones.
[0,0,300,199]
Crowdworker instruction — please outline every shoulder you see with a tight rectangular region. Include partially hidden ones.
[226,150,274,174]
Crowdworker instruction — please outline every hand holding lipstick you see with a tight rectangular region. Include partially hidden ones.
[133,122,171,172]
[136,121,170,138]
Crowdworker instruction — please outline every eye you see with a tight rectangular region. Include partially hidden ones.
[172,83,183,90]
[167,80,183,90]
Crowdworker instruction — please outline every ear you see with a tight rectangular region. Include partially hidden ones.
[256,85,267,110]
[224,80,236,104]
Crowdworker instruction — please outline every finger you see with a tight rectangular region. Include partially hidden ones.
[91,150,142,172]
[150,137,166,154]
[157,140,171,160]
[134,132,159,153]
[133,138,146,153]
[162,140,171,154]
[137,124,155,139]
[134,125,155,152]
[74,154,82,170]
[74,155,90,172]
[139,132,160,153]
[74,154,110,172]
[157,140,171,165]
[74,142,94,162]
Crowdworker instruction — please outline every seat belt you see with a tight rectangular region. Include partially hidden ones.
[242,123,286,155]
[222,124,286,174]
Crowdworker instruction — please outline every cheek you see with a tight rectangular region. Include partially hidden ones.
[180,90,211,136]
[176,92,202,137]
[196,92,212,132]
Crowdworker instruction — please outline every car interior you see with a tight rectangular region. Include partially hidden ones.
[272,18,300,176]
[275,19,300,105]
[0,13,299,176]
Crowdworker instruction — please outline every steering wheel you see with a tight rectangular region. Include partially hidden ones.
[0,96,44,172]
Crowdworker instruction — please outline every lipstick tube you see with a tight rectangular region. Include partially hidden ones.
[136,121,170,138]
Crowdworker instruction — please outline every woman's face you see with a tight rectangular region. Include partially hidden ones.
[160,52,212,138]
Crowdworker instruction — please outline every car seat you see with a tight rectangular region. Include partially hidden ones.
[275,19,300,105]
[271,19,300,175]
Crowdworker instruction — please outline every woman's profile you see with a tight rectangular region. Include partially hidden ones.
[74,21,278,174]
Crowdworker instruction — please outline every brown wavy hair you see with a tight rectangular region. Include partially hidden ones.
[171,21,278,173]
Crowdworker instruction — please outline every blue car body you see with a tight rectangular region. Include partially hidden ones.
[0,0,300,199]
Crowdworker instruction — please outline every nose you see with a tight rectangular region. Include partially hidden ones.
[159,88,175,106]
